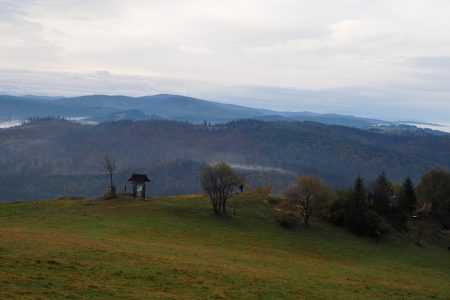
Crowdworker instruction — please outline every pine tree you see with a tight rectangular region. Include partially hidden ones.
[398,177,417,216]
[353,175,367,203]
[344,176,381,235]
[371,171,393,216]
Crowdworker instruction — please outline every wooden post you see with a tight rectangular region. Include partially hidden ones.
[133,183,137,198]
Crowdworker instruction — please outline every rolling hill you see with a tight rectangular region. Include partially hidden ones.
[0,195,448,299]
[0,118,448,201]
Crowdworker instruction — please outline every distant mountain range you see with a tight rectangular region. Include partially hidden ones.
[1,94,449,134]
[0,94,393,128]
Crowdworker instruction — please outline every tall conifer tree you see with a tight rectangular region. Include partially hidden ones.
[398,177,417,216]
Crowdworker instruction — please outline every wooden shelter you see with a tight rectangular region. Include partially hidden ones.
[128,174,151,199]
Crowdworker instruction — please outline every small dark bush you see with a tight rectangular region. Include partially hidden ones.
[329,208,345,226]
[274,208,298,228]
[343,200,383,236]
[386,207,408,232]
[438,216,450,229]
[266,195,282,205]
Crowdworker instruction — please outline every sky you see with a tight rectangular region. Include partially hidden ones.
[0,0,450,122]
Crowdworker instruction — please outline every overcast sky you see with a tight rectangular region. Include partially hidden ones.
[1,0,450,122]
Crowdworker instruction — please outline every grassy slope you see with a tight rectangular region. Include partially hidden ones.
[0,195,449,299]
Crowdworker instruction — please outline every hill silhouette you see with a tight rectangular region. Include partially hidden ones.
[0,94,401,128]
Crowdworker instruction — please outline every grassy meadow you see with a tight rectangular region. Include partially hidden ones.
[0,194,449,299]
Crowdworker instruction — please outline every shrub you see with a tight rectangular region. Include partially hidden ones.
[266,195,282,205]
[274,207,298,228]
[329,208,346,227]
[324,192,348,226]
[386,206,408,232]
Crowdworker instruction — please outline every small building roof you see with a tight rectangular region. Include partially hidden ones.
[128,174,151,183]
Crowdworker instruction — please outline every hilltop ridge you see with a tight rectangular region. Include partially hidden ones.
[0,93,400,128]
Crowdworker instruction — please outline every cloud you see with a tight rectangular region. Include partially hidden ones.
[410,56,450,69]
[0,1,62,68]
[179,46,212,55]
[0,0,450,121]
[242,18,396,54]
[1,68,450,123]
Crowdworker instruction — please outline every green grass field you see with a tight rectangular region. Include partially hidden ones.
[0,194,449,299]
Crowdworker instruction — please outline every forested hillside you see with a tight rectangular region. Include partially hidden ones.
[0,118,449,201]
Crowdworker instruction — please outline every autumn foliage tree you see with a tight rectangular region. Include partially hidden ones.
[285,176,332,224]
[200,163,244,215]
[417,169,450,226]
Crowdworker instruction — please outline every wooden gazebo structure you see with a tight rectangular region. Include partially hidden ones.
[128,174,151,199]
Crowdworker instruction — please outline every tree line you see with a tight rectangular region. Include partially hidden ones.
[200,163,450,241]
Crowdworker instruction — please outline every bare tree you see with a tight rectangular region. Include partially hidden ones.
[200,162,244,215]
[102,154,117,188]
[285,176,332,224]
